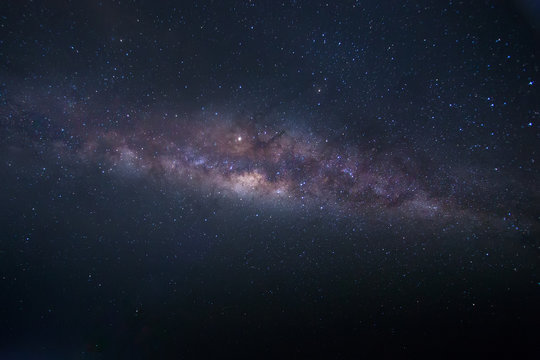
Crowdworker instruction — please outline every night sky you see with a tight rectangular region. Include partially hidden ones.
[1,0,539,358]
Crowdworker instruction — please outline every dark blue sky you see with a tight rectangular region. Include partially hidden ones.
[0,1,539,358]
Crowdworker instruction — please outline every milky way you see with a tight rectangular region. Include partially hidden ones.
[4,94,535,234]
[82,118,443,216]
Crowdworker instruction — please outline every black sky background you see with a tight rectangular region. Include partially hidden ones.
[1,1,539,359]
